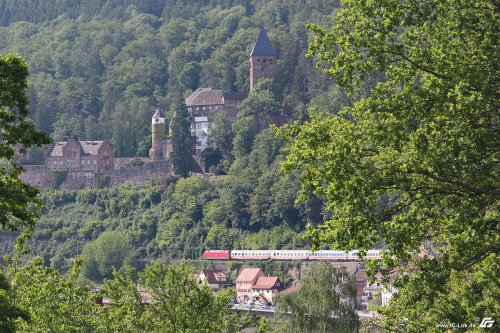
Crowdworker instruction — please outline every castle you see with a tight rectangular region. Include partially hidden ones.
[21,26,278,190]
[149,25,278,159]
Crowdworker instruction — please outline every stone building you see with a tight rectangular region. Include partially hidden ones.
[249,25,277,92]
[46,138,114,173]
[184,25,277,155]
[185,88,246,154]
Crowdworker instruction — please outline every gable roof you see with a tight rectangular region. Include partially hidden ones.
[185,88,224,106]
[236,268,263,282]
[222,91,247,102]
[250,26,276,57]
[201,269,228,284]
[333,262,362,274]
[152,108,162,119]
[80,141,105,155]
[253,276,280,289]
[48,140,106,157]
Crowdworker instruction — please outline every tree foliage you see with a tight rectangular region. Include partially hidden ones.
[0,54,51,230]
[81,230,138,281]
[11,257,94,332]
[170,95,193,177]
[275,262,359,332]
[279,0,499,330]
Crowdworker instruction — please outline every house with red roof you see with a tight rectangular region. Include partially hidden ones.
[235,268,284,304]
[251,276,284,304]
[235,268,265,303]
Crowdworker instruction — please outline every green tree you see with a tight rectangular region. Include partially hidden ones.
[92,266,147,333]
[11,257,94,332]
[81,230,137,281]
[280,0,499,331]
[0,54,51,330]
[0,54,51,230]
[208,110,234,152]
[0,272,28,333]
[140,261,235,332]
[275,262,359,332]
[170,94,193,177]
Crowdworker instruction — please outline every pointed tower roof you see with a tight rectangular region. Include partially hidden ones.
[152,108,162,119]
[250,26,276,57]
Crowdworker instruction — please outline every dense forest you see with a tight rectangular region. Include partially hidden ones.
[0,0,345,160]
[0,0,351,281]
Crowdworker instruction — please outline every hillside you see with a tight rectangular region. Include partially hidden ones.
[0,0,345,161]
[0,0,368,283]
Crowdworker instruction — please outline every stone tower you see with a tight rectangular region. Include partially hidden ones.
[149,108,166,161]
[249,25,277,92]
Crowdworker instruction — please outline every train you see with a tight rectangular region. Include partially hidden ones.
[202,249,383,261]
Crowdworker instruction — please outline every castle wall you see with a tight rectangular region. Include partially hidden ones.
[109,160,171,187]
[20,160,171,191]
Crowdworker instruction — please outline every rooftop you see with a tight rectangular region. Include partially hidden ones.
[48,140,106,157]
[253,276,280,289]
[236,268,263,282]
[185,88,224,106]
[250,26,276,57]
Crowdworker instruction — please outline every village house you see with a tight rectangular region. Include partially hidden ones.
[235,268,284,304]
[45,138,114,173]
[235,268,265,303]
[250,276,284,305]
[195,269,231,291]
[185,88,247,154]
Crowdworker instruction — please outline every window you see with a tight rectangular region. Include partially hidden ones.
[93,160,97,164]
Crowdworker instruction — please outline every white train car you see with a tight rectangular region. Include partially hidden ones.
[364,250,382,259]
[269,250,309,260]
[308,250,350,260]
[231,250,271,260]
[202,249,383,261]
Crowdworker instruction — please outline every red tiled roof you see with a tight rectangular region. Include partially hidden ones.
[354,268,367,282]
[49,142,67,157]
[236,268,262,282]
[253,276,280,289]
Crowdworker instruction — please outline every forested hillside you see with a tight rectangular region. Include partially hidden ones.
[0,0,352,280]
[0,0,342,160]
[26,129,324,280]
